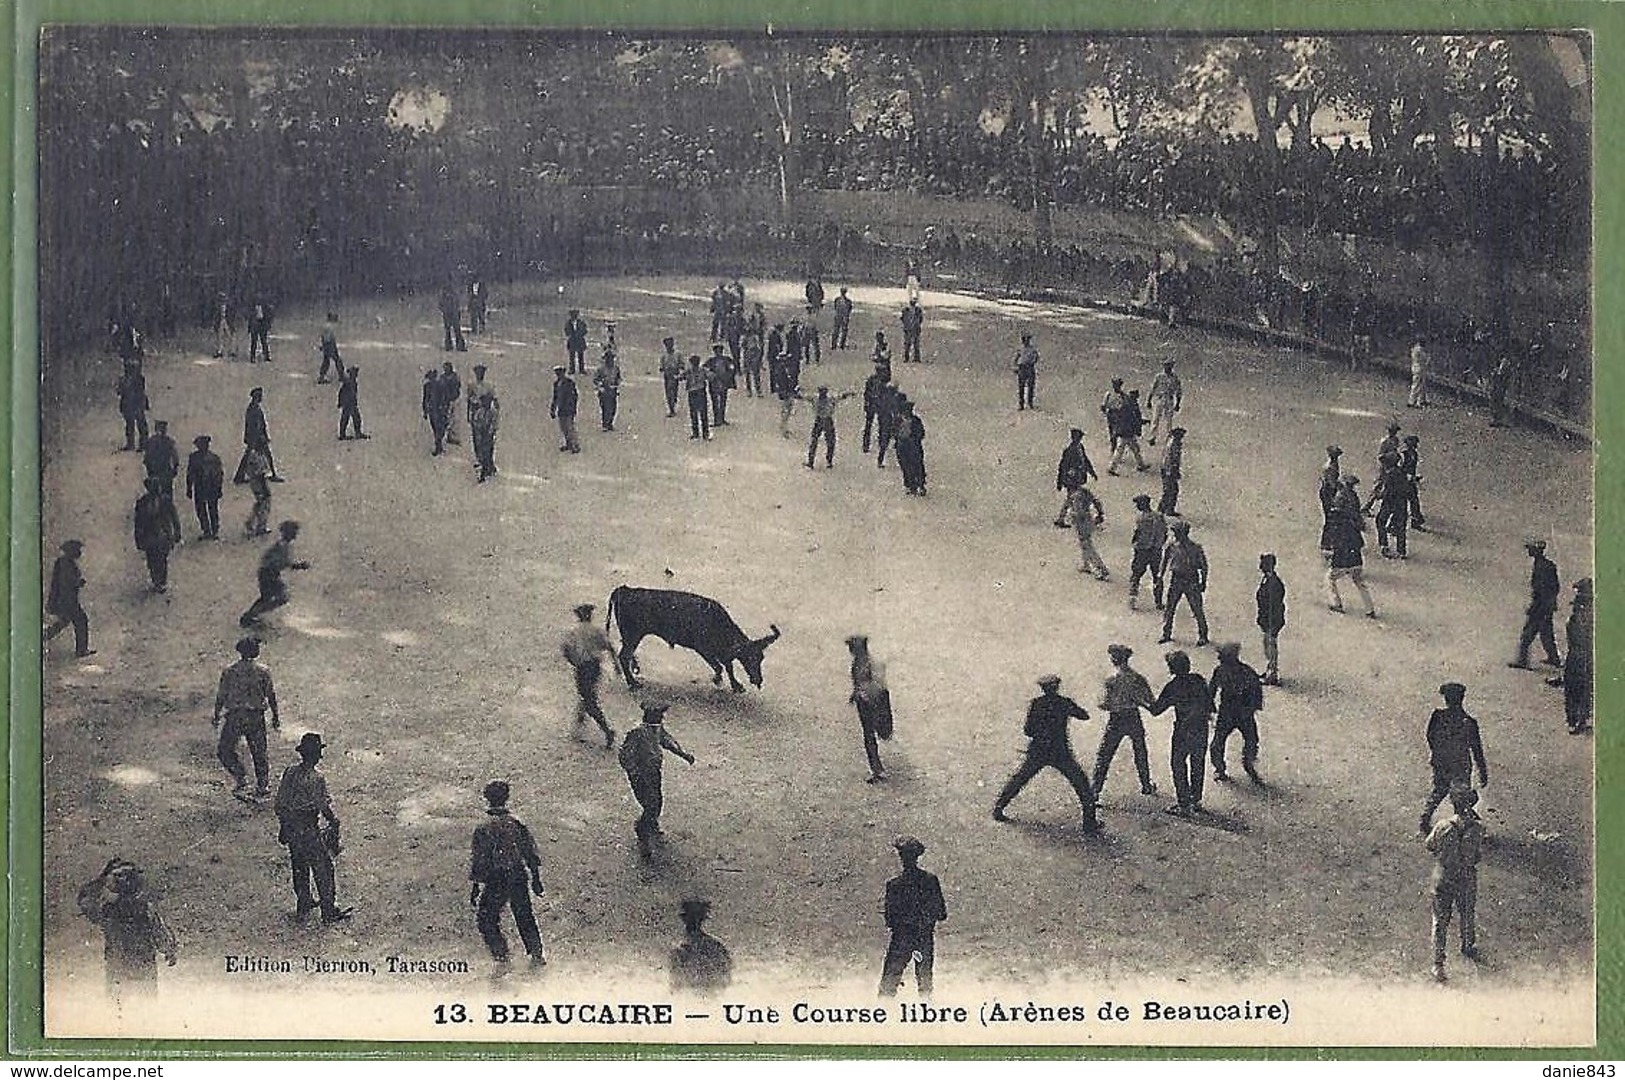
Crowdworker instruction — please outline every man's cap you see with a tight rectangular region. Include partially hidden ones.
[893,835,926,857]
[1107,644,1132,662]
[641,702,671,722]
[569,308,580,315]
[1128,388,1141,396]
[154,419,168,429]
[1165,650,1191,672]
[278,519,300,534]
[1439,682,1467,699]
[679,898,712,921]
[1021,333,1032,342]
[1326,444,1342,456]
[553,365,567,373]
[1111,377,1124,388]
[235,636,262,658]
[1525,538,1547,551]
[1163,359,1176,368]
[817,385,829,393]
[250,386,264,395]
[1037,673,1062,689]
[1216,642,1242,659]
[194,434,212,446]
[663,336,675,346]
[573,603,595,618]
[60,539,83,552]
[297,732,326,754]
[473,364,488,374]
[1260,552,1277,568]
[1132,494,1152,508]
[1342,474,1361,486]
[845,634,869,648]
[482,780,510,805]
[712,343,725,351]
[1070,427,1084,439]
[1403,434,1420,444]
[1170,519,1191,534]
[1170,427,1187,437]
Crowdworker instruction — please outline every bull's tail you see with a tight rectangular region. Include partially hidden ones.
[604,586,620,639]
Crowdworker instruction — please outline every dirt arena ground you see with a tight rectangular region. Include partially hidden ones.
[39,273,1593,1023]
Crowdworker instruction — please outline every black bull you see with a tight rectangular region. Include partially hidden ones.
[605,586,781,693]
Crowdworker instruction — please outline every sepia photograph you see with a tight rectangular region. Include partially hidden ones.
[25,19,1597,1050]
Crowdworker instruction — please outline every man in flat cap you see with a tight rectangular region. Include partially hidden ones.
[992,674,1101,832]
[469,780,546,973]
[185,434,224,539]
[564,309,589,374]
[618,703,696,859]
[116,358,150,452]
[44,539,94,658]
[1509,538,1562,670]
[336,366,370,440]
[848,635,892,784]
[1208,642,1265,785]
[1013,332,1039,411]
[469,383,500,482]
[682,355,713,441]
[213,636,279,800]
[274,732,351,924]
[878,835,948,998]
[1158,519,1209,646]
[562,602,617,748]
[1324,477,1377,618]
[1149,650,1214,817]
[1054,428,1097,528]
[1094,645,1157,797]
[238,386,281,483]
[1425,782,1485,982]
[1419,683,1489,835]
[77,858,177,1001]
[142,419,180,496]
[1127,494,1168,612]
[670,899,734,995]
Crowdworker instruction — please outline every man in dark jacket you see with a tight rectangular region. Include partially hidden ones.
[1561,578,1593,734]
[132,477,182,593]
[469,780,546,972]
[1255,553,1286,685]
[564,309,589,374]
[77,859,177,1001]
[237,387,281,483]
[861,362,891,454]
[670,899,733,995]
[992,675,1101,832]
[1054,428,1097,528]
[894,400,927,495]
[439,278,466,352]
[185,435,225,539]
[682,356,711,441]
[142,420,180,495]
[899,299,924,363]
[1419,682,1489,834]
[44,539,93,657]
[337,366,369,440]
[1510,539,1561,669]
[705,344,736,426]
[877,836,948,997]
[831,287,853,350]
[246,297,275,362]
[550,366,581,454]
[618,703,695,859]
[1208,643,1265,784]
[116,360,150,452]
[1149,650,1214,817]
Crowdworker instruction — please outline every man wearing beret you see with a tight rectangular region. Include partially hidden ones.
[618,704,696,859]
[878,835,948,997]
[469,780,546,973]
[214,636,279,799]
[274,732,351,924]
[993,675,1101,832]
[1509,539,1562,670]
[1419,683,1489,835]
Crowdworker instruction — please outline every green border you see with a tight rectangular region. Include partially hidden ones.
[6,0,1618,1061]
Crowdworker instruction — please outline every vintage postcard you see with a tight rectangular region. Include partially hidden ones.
[16,9,1604,1055]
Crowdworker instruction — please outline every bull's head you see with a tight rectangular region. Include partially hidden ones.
[735,624,782,688]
